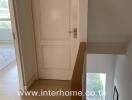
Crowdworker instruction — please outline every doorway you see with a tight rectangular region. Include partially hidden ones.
[0,0,24,97]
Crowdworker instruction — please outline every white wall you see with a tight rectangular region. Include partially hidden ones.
[79,0,88,42]
[87,54,117,100]
[114,39,132,100]
[88,0,132,42]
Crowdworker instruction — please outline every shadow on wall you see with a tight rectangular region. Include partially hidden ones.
[114,39,132,100]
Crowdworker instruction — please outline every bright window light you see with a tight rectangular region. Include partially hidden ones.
[86,73,106,100]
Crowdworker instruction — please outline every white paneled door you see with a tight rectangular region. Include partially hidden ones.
[32,0,80,80]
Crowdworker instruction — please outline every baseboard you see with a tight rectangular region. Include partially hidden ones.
[0,60,16,71]
[39,69,72,80]
[26,74,37,90]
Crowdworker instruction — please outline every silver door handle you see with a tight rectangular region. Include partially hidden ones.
[69,28,77,38]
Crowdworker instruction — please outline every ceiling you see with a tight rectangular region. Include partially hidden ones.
[88,0,132,43]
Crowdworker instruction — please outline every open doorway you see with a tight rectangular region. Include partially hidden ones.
[0,0,21,97]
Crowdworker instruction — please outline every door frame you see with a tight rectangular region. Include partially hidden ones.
[32,0,88,80]
[79,0,88,42]
[8,0,25,91]
[32,0,79,80]
[7,0,88,88]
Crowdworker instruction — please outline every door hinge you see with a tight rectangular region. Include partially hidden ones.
[13,32,16,40]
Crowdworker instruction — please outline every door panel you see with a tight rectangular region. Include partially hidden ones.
[42,46,71,69]
[32,0,79,80]
[40,0,70,40]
